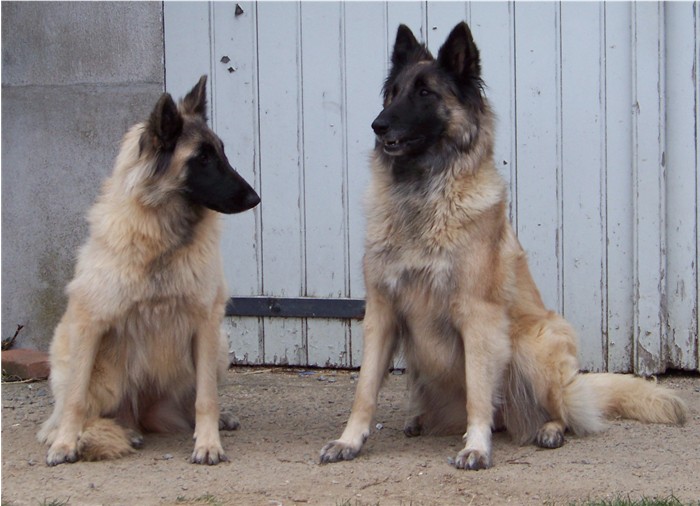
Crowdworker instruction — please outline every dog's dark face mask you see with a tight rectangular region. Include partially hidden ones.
[183,137,260,214]
[372,23,484,160]
[146,75,260,215]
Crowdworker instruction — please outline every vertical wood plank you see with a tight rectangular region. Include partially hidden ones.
[696,1,700,372]
[632,2,666,375]
[560,2,606,371]
[604,2,635,373]
[664,1,699,371]
[513,2,563,313]
[212,1,264,364]
[299,2,350,366]
[256,1,306,365]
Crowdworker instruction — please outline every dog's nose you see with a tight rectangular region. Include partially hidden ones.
[246,190,261,209]
[371,117,389,136]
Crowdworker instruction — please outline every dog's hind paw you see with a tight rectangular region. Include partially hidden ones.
[46,443,79,466]
[535,423,565,449]
[403,417,423,438]
[319,440,362,463]
[191,444,229,465]
[452,449,492,471]
[128,430,144,449]
[219,412,240,431]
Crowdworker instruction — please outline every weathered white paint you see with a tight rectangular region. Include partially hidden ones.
[165,1,699,374]
[665,1,699,373]
[631,2,667,375]
[604,1,636,373]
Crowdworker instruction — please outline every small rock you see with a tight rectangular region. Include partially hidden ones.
[162,453,173,460]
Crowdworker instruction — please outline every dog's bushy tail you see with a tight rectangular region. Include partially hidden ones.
[503,309,687,444]
[78,418,141,461]
[504,367,687,445]
[576,373,687,426]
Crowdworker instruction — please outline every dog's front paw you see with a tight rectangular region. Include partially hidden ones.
[46,442,79,466]
[319,440,363,463]
[452,448,492,471]
[191,443,229,465]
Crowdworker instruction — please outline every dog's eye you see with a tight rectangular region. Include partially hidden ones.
[419,88,431,97]
[196,151,209,164]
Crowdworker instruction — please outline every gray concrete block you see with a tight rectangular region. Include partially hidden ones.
[2,2,163,86]
[1,83,163,349]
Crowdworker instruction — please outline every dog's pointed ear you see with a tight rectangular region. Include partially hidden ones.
[148,92,183,151]
[181,75,208,120]
[391,25,432,71]
[437,22,481,82]
[384,25,432,100]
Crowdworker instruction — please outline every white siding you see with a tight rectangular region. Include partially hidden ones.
[165,1,699,374]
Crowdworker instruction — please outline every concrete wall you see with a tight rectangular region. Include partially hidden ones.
[1,2,165,350]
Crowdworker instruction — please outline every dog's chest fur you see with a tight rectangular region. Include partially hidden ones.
[364,162,506,300]
[363,157,509,374]
[69,199,224,323]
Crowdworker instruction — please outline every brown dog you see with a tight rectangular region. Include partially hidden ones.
[38,76,260,466]
[320,22,686,470]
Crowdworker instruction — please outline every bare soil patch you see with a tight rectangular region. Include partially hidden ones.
[2,369,699,505]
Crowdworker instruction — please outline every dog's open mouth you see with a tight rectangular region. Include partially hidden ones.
[382,136,424,154]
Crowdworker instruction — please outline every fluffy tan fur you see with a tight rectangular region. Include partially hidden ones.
[38,79,239,466]
[321,23,687,470]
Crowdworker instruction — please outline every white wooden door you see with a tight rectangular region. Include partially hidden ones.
[164,1,699,374]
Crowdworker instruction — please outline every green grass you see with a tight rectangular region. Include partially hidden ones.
[577,496,697,506]
[38,500,70,506]
[175,494,223,506]
[335,501,382,506]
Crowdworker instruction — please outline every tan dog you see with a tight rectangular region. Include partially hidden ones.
[38,76,260,466]
[320,22,686,470]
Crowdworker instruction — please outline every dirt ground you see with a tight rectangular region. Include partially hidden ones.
[2,369,699,506]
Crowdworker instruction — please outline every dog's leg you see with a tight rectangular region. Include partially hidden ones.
[46,305,106,466]
[191,317,228,465]
[320,288,396,463]
[453,301,510,471]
